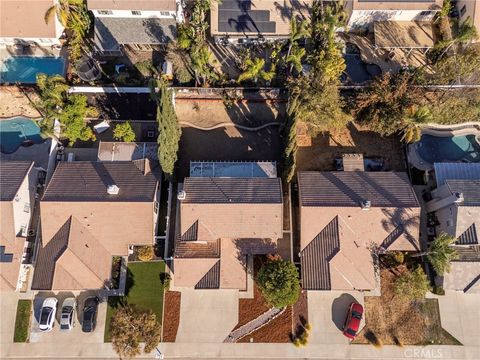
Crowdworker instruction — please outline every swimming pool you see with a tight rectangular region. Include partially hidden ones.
[0,117,44,154]
[416,134,480,164]
[0,56,65,84]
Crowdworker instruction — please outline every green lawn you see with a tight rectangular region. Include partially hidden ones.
[14,300,32,343]
[104,261,166,342]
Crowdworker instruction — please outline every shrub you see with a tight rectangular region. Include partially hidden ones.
[160,272,171,290]
[137,246,154,262]
[394,266,432,300]
[393,251,405,265]
[433,285,445,296]
[293,338,301,347]
[256,259,300,308]
[304,323,312,331]
[13,300,31,343]
[113,121,136,143]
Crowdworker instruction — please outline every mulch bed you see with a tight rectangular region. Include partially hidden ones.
[237,306,293,343]
[234,256,306,343]
[162,291,181,342]
[354,265,461,346]
[292,290,308,337]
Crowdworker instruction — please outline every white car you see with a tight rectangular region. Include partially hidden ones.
[60,298,76,332]
[39,298,58,332]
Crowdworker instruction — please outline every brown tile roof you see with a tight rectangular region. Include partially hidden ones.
[195,260,220,289]
[175,239,221,258]
[42,161,157,202]
[298,171,419,208]
[1,0,58,38]
[31,216,111,290]
[182,177,282,204]
[0,161,33,201]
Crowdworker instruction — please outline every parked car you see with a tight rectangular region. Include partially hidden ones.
[342,302,364,340]
[60,297,76,332]
[82,297,99,333]
[39,298,58,332]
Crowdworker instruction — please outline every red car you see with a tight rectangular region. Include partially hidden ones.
[342,302,364,340]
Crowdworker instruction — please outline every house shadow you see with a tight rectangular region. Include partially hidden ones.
[331,293,359,331]
[232,238,277,276]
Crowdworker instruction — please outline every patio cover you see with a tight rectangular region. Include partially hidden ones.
[374,21,434,49]
[94,17,177,52]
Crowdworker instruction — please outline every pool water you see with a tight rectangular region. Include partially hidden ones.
[0,117,44,154]
[0,56,65,84]
[417,134,480,164]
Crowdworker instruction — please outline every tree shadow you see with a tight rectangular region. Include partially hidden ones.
[331,293,358,331]
[107,267,135,309]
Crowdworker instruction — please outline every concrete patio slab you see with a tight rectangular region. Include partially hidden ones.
[176,289,239,343]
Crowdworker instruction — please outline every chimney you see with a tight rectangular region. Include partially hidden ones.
[426,192,463,213]
[361,200,371,210]
[177,190,186,200]
[107,184,120,195]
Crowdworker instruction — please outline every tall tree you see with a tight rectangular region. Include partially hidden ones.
[110,306,161,359]
[237,58,275,84]
[156,80,181,179]
[427,233,459,275]
[256,259,300,308]
[35,74,97,144]
[401,106,433,143]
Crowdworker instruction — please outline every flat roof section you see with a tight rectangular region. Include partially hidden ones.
[189,161,277,178]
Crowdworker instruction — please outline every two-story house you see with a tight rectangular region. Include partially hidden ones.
[31,160,161,291]
[88,0,181,56]
[0,161,35,291]
[173,161,283,292]
[298,171,420,292]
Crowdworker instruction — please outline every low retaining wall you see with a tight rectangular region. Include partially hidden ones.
[421,122,480,137]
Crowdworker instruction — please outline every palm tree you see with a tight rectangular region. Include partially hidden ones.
[438,17,479,59]
[427,233,459,275]
[287,18,309,58]
[44,0,83,26]
[36,74,69,111]
[286,46,306,73]
[401,106,433,143]
[237,58,275,84]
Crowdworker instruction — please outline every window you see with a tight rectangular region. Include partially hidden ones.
[98,10,113,15]
[23,203,30,213]
[154,201,159,214]
[131,10,141,15]
[419,11,433,17]
[460,5,467,17]
[160,11,171,16]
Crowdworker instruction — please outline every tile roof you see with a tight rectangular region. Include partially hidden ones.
[446,180,480,206]
[298,171,419,208]
[182,177,282,204]
[31,218,71,290]
[456,224,478,245]
[301,217,340,290]
[0,161,33,201]
[42,161,157,202]
[195,260,221,289]
[434,163,480,187]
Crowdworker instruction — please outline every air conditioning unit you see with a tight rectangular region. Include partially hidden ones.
[361,200,371,210]
[107,185,120,195]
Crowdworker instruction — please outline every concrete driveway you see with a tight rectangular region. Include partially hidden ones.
[436,291,480,346]
[30,292,106,344]
[308,291,365,345]
[176,289,239,343]
[0,292,20,344]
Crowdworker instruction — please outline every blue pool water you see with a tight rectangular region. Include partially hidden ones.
[0,117,44,154]
[0,56,65,84]
[417,134,480,164]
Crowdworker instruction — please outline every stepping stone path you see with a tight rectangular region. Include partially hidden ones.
[224,307,285,343]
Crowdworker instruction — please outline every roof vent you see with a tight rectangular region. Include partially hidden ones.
[107,185,120,195]
[361,200,371,210]
[177,190,186,200]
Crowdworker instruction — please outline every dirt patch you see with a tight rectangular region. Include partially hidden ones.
[296,122,406,172]
[354,265,461,346]
[237,306,293,343]
[175,99,285,128]
[162,291,181,342]
[0,86,41,118]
